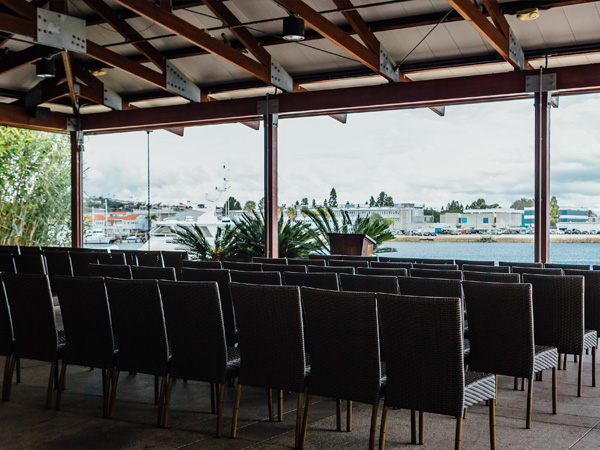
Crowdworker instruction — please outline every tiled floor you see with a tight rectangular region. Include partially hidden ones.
[1,354,600,449]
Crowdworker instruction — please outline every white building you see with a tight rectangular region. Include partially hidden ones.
[440,209,524,230]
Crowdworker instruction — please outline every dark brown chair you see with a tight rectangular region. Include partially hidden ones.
[88,263,132,279]
[44,251,73,278]
[379,257,417,263]
[328,259,369,268]
[131,265,176,281]
[546,263,590,270]
[290,258,325,266]
[370,261,412,270]
[410,268,463,280]
[339,255,378,262]
[252,257,287,264]
[96,252,127,265]
[13,254,47,275]
[283,272,339,291]
[230,283,308,447]
[158,280,240,435]
[462,264,510,273]
[0,246,19,255]
[398,276,462,299]
[222,261,263,271]
[307,265,355,274]
[339,273,399,294]
[182,260,222,269]
[263,263,306,274]
[110,250,137,266]
[463,271,520,283]
[413,263,459,270]
[522,274,596,397]
[229,270,282,285]
[53,276,117,417]
[462,280,559,428]
[0,253,16,273]
[160,251,188,279]
[455,260,495,269]
[0,278,17,401]
[564,269,600,348]
[377,294,496,450]
[135,251,163,267]
[418,258,455,264]
[300,287,384,450]
[19,246,42,254]
[69,251,99,276]
[309,254,339,261]
[1,273,65,407]
[105,278,171,427]
[499,261,543,268]
[511,266,563,276]
[357,267,408,277]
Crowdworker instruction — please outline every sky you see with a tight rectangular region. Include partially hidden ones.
[82,92,600,213]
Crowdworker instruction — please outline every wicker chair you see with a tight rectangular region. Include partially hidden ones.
[463,271,521,283]
[230,270,282,285]
[158,280,240,435]
[229,283,308,447]
[1,273,65,407]
[182,260,222,269]
[299,287,384,450]
[69,251,99,276]
[410,268,463,280]
[290,258,325,266]
[96,252,126,265]
[19,246,42,254]
[522,274,596,397]
[307,265,355,274]
[161,251,188,279]
[339,255,379,262]
[498,261,543,268]
[462,264,510,273]
[0,253,16,273]
[88,263,132,279]
[546,263,590,270]
[282,272,340,291]
[53,276,117,417]
[511,267,563,276]
[0,246,19,254]
[135,251,163,267]
[104,278,171,427]
[418,258,455,264]
[222,261,263,271]
[564,269,600,348]
[377,293,496,450]
[181,268,236,347]
[462,281,559,428]
[44,251,73,278]
[455,260,495,269]
[398,276,462,298]
[263,263,307,274]
[13,254,47,275]
[252,257,287,264]
[339,273,399,294]
[370,261,412,270]
[0,278,18,401]
[357,267,408,277]
[329,259,369,268]
[110,250,137,266]
[131,265,176,281]
[413,263,459,270]
[379,257,416,263]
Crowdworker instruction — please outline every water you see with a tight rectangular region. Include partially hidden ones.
[383,242,600,266]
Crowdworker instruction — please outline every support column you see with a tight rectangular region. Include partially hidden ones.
[261,98,279,258]
[70,130,83,248]
[533,84,552,263]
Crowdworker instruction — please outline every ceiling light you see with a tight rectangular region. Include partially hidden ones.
[516,8,540,21]
[36,58,55,78]
[90,68,108,77]
[283,15,305,41]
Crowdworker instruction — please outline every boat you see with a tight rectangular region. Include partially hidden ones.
[84,228,112,245]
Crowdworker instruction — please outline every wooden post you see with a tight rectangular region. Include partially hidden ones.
[534,90,550,263]
[70,130,83,248]
[264,109,278,257]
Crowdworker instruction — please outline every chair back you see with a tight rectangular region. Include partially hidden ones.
[0,246,19,254]
[183,260,222,269]
[96,252,126,265]
[181,268,236,346]
[161,251,188,279]
[283,271,339,290]
[300,287,381,404]
[14,254,46,275]
[230,282,306,392]
[69,251,99,276]
[418,258,455,264]
[564,269,600,334]
[19,246,42,254]
[222,261,262,271]
[159,280,230,383]
[339,273,399,294]
[546,263,590,270]
[110,250,137,266]
[378,294,465,417]
[511,266,563,276]
[463,271,520,283]
[462,281,535,378]
[379,257,416,263]
[54,276,116,369]
[339,255,378,262]
[522,274,585,354]
[370,261,412,269]
[307,265,355,274]
[499,261,543,268]
[328,259,369,268]
[413,263,459,270]
[105,278,169,375]
[357,267,408,277]
[410,268,463,280]
[1,273,59,362]
[135,251,163,267]
[398,276,462,298]
[252,257,287,264]
[229,270,281,285]
[462,264,509,273]
[455,260,495,269]
[131,265,176,280]
[44,251,73,277]
[0,280,14,356]
[262,263,306,274]
[290,258,325,266]
[0,253,16,273]
[88,263,132,279]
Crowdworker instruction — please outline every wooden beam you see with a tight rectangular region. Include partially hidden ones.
[0,103,68,132]
[62,51,79,110]
[82,0,166,72]
[72,62,104,92]
[333,0,379,54]
[240,120,260,130]
[0,11,37,36]
[0,0,35,19]
[165,127,184,136]
[481,0,509,38]
[329,113,347,124]
[113,0,272,85]
[0,45,56,75]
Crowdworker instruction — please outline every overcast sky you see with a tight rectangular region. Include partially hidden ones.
[82,92,600,213]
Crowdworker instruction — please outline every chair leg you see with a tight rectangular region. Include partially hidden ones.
[15,357,20,383]
[336,399,342,431]
[513,377,518,390]
[108,370,119,419]
[521,377,526,391]
[419,411,425,444]
[578,353,583,397]
[2,354,14,401]
[210,383,216,414]
[552,367,557,415]
[55,362,67,410]
[161,375,173,428]
[216,383,226,437]
[593,346,597,387]
[489,397,496,450]
[268,389,274,422]
[379,406,389,450]
[157,375,168,428]
[102,369,111,418]
[46,362,56,409]
[368,403,378,450]
[295,392,305,449]
[231,383,242,438]
[410,409,416,444]
[278,390,283,422]
[563,353,568,370]
[455,416,463,450]
[574,354,578,363]
[347,400,352,432]
[299,394,312,450]
[526,377,533,429]
[154,375,159,405]
[463,408,467,419]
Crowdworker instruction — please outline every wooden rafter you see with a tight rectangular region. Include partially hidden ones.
[62,52,79,111]
[82,0,166,72]
[481,0,509,38]
[71,62,103,92]
[0,45,56,75]
[0,0,35,19]
[332,0,379,54]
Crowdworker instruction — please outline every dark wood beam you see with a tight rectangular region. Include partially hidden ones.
[333,0,379,54]
[72,62,104,92]
[0,0,35,19]
[481,0,509,38]
[0,103,68,132]
[62,52,79,110]
[534,91,551,262]
[0,11,37,36]
[82,0,166,72]
[0,45,56,75]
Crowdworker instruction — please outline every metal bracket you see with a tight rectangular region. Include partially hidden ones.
[525,73,557,92]
[257,99,279,115]
[36,8,86,53]
[270,59,293,92]
[508,28,524,70]
[166,60,201,102]
[379,45,399,82]
[66,117,78,131]
[103,88,122,111]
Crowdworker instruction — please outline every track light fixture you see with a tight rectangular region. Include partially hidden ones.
[283,15,305,41]
[36,57,56,78]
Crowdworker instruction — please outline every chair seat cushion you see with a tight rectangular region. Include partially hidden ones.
[534,345,559,373]
[584,330,598,350]
[464,371,495,408]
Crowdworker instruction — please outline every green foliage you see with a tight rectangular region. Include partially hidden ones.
[301,197,308,206]
[550,196,560,226]
[172,223,235,260]
[445,200,463,213]
[510,198,534,210]
[258,197,265,210]
[424,207,440,222]
[374,191,394,207]
[223,196,241,211]
[369,196,375,207]
[286,206,297,220]
[0,127,71,246]
[466,198,499,209]
[244,200,255,212]
[328,188,338,207]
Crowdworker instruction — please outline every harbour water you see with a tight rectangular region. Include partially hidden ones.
[384,241,600,266]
